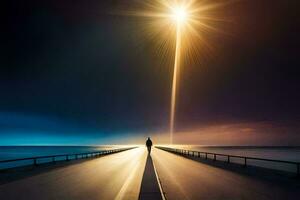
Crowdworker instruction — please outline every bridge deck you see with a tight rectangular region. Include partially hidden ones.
[0,147,299,200]
[0,148,147,200]
[152,148,300,200]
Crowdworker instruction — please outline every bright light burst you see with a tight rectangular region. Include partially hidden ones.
[119,0,228,143]
[171,6,188,24]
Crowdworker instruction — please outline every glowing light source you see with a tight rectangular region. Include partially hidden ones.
[169,3,190,144]
[120,0,227,144]
[171,6,187,24]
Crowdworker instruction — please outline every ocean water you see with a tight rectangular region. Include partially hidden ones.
[0,146,120,169]
[171,145,300,173]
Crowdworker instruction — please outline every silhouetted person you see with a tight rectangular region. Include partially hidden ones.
[146,137,153,154]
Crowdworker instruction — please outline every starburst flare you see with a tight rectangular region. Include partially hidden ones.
[118,0,229,143]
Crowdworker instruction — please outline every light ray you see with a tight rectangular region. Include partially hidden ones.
[117,0,230,143]
[170,20,182,144]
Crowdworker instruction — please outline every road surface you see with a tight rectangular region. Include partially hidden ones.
[0,147,299,200]
[0,147,147,200]
[152,148,300,200]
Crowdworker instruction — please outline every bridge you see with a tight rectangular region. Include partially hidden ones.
[0,147,299,200]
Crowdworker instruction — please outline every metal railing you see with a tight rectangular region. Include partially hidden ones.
[156,146,300,176]
[0,147,136,170]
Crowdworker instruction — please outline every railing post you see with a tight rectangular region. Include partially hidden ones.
[205,153,207,160]
[227,156,230,163]
[198,152,200,157]
[244,157,247,167]
[214,154,216,161]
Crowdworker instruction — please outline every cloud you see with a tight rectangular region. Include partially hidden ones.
[157,121,300,146]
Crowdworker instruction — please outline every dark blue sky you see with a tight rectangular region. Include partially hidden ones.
[1,0,300,145]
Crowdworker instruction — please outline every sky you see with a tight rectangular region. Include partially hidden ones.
[1,0,300,145]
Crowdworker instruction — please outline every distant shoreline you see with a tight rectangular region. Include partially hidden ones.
[175,145,300,149]
[0,145,300,149]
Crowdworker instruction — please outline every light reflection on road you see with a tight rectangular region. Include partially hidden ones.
[0,147,147,200]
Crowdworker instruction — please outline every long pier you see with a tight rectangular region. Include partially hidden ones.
[0,147,299,200]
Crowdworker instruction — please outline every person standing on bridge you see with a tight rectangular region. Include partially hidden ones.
[146,137,153,154]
